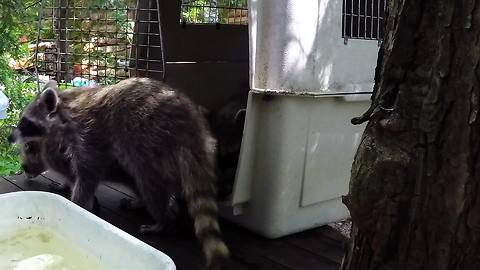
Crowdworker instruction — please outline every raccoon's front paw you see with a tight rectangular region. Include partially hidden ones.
[119,198,144,210]
[139,223,165,234]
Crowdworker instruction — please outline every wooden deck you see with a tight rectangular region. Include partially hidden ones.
[0,172,348,270]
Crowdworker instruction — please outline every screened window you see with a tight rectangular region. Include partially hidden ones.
[342,0,386,41]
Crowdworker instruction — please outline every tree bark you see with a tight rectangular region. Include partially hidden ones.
[342,0,480,269]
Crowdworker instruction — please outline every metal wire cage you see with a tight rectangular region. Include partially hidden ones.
[342,0,386,42]
[35,0,165,88]
[180,0,248,25]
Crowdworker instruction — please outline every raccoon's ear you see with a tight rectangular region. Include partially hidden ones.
[234,108,246,126]
[42,80,58,91]
[40,87,60,114]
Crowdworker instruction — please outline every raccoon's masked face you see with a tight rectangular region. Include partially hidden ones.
[19,141,46,179]
[8,81,61,145]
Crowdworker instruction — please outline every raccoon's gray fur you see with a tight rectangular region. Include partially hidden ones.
[208,94,247,199]
[9,78,229,270]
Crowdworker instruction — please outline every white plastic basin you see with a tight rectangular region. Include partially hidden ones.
[0,191,176,269]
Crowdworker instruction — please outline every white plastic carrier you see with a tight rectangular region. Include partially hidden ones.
[218,0,379,238]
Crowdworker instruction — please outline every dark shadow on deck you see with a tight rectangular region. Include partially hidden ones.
[1,172,347,270]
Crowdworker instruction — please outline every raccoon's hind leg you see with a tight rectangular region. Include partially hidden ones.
[137,183,182,234]
[116,154,182,234]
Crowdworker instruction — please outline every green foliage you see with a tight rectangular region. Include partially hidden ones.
[0,0,22,83]
[0,0,39,85]
[0,0,39,175]
[0,77,37,176]
[0,0,135,175]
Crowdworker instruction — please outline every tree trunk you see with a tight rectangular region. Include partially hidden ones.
[342,0,480,269]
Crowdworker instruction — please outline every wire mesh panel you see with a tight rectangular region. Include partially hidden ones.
[342,0,386,41]
[180,0,248,25]
[35,0,165,87]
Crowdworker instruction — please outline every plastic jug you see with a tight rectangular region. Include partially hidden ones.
[0,87,9,120]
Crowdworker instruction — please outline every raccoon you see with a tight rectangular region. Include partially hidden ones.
[9,78,229,270]
[208,94,248,199]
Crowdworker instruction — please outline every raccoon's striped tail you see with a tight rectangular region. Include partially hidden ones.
[179,147,230,270]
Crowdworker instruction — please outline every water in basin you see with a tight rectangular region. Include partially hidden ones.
[0,226,111,270]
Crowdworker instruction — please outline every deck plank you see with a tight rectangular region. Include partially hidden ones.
[5,173,59,193]
[282,227,347,264]
[0,174,346,270]
[0,176,22,192]
[222,223,340,270]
